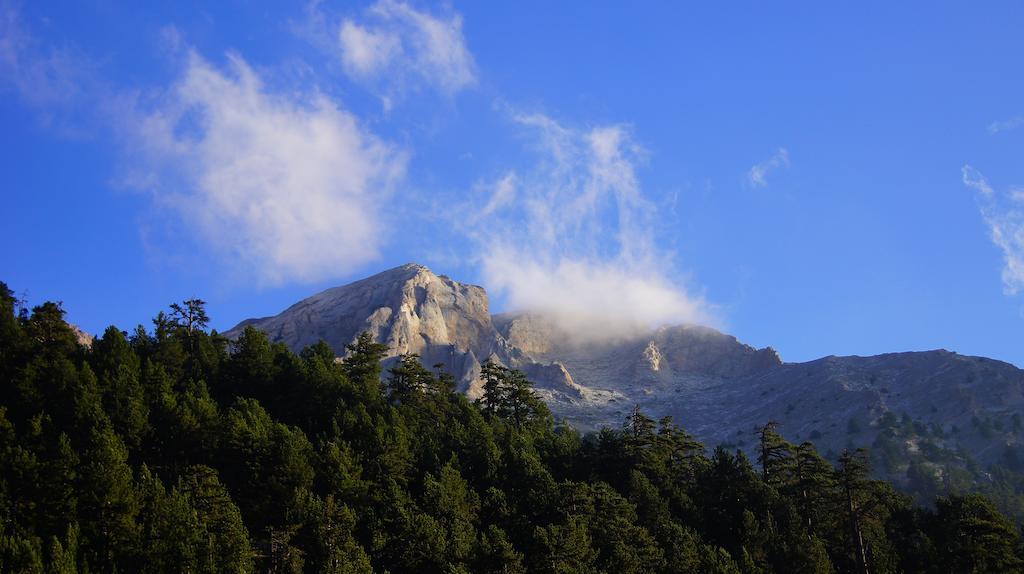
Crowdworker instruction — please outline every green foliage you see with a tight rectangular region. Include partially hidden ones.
[0,284,1022,572]
[930,494,1023,573]
[477,360,551,429]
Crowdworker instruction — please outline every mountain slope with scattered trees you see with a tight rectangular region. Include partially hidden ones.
[0,282,1021,573]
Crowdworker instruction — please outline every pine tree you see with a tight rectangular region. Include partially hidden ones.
[342,333,388,404]
[0,283,23,381]
[386,353,434,404]
[837,449,872,574]
[477,362,548,428]
[177,465,254,573]
[423,460,480,567]
[932,494,1023,573]
[78,425,139,568]
[654,415,705,486]
[295,492,371,574]
[475,524,524,574]
[136,466,201,573]
[36,433,79,543]
[46,522,80,574]
[791,441,834,535]
[532,517,597,574]
[587,481,665,573]
[24,302,78,360]
[92,328,149,453]
[0,532,44,574]
[478,360,507,418]
[757,421,793,488]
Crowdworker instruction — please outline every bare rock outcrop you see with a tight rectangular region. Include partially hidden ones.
[226,264,568,393]
[68,323,94,348]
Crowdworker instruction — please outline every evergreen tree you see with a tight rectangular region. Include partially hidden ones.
[478,360,507,418]
[78,425,139,569]
[422,460,480,567]
[136,465,201,573]
[342,333,388,404]
[0,283,1022,573]
[757,421,793,488]
[46,522,80,574]
[177,465,254,573]
[837,449,873,574]
[477,361,549,428]
[295,492,371,574]
[387,353,435,404]
[932,494,1023,573]
[533,518,597,574]
[791,441,834,536]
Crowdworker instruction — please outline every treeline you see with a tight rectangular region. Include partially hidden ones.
[0,284,1021,573]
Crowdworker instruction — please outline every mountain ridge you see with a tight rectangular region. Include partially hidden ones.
[227,263,1024,494]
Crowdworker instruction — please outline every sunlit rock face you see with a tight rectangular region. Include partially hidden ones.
[229,264,490,356]
[230,263,1024,487]
[68,323,95,348]
[225,263,574,397]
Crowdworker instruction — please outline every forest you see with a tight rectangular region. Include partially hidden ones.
[0,282,1021,573]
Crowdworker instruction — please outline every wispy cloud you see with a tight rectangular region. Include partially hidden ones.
[988,116,1024,134]
[470,112,713,342]
[479,171,517,217]
[120,49,407,285]
[963,164,1024,295]
[339,19,401,77]
[962,164,994,197]
[0,2,97,130]
[748,148,790,188]
[336,0,475,102]
[1,6,407,286]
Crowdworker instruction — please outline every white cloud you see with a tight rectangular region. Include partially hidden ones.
[962,164,994,197]
[988,116,1024,134]
[338,20,400,77]
[471,113,713,342]
[748,148,790,188]
[0,4,92,114]
[483,252,711,341]
[122,50,407,284]
[480,171,517,216]
[338,0,475,97]
[963,164,1024,295]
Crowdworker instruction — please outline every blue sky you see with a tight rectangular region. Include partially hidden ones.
[3,1,1024,366]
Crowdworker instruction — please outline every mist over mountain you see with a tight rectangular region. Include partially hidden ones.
[230,263,1024,504]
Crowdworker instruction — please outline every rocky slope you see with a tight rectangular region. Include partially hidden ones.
[225,264,580,398]
[229,263,1024,490]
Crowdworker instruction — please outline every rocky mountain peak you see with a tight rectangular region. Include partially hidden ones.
[229,263,490,355]
[226,263,575,395]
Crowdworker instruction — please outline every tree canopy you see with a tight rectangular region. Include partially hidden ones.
[0,281,1021,573]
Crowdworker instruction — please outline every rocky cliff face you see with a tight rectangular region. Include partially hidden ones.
[230,264,493,355]
[229,263,1024,487]
[226,264,578,397]
[68,323,94,348]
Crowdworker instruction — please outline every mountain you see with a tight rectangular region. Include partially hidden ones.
[225,264,581,399]
[229,263,1024,497]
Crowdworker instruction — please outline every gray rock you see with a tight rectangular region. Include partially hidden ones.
[68,323,94,348]
[225,263,575,395]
